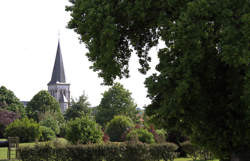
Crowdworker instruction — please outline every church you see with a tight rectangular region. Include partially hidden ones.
[47,41,70,113]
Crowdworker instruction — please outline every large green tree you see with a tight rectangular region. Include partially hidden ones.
[96,83,137,126]
[66,0,250,160]
[0,86,25,116]
[64,92,91,121]
[26,90,62,122]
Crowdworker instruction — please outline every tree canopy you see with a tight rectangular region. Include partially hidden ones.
[95,83,137,126]
[0,86,25,116]
[26,90,61,122]
[67,0,250,160]
[64,92,91,121]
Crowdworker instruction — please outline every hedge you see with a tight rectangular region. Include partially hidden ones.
[19,142,178,161]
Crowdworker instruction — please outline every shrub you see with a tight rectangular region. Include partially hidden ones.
[40,115,60,135]
[180,141,215,161]
[58,122,67,138]
[155,129,167,143]
[19,142,178,161]
[180,141,199,160]
[102,133,110,143]
[40,126,56,141]
[66,116,103,144]
[126,128,155,144]
[105,115,134,142]
[4,117,41,142]
[0,109,20,137]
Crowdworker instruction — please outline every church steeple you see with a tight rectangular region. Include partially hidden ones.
[48,41,66,85]
[48,40,70,113]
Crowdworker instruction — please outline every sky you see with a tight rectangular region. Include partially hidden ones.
[0,0,162,108]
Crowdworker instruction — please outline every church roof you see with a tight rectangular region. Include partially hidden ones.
[48,41,66,85]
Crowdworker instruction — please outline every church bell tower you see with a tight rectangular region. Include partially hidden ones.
[48,41,70,113]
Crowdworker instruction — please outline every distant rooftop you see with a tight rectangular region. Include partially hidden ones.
[21,101,29,107]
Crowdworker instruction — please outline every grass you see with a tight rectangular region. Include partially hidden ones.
[174,158,219,161]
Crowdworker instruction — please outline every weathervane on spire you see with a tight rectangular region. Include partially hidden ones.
[58,30,61,41]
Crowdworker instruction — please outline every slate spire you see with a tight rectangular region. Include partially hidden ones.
[48,41,66,85]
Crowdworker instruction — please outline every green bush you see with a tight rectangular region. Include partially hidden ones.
[156,129,167,143]
[19,142,178,161]
[4,117,41,142]
[105,115,134,142]
[180,141,215,161]
[66,116,103,144]
[58,122,67,137]
[126,128,155,144]
[40,115,60,135]
[40,126,56,141]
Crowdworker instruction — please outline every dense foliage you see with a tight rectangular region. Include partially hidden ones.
[66,116,103,144]
[0,86,25,117]
[67,0,250,160]
[19,142,178,161]
[96,83,138,126]
[40,115,60,135]
[4,117,41,142]
[0,109,20,137]
[105,115,134,142]
[181,141,215,161]
[64,92,91,121]
[26,90,62,122]
[39,126,56,141]
[126,128,155,144]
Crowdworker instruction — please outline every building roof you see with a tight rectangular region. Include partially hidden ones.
[48,41,66,85]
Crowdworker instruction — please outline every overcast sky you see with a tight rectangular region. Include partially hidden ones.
[0,0,162,108]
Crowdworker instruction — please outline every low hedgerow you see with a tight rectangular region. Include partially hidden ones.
[19,142,178,161]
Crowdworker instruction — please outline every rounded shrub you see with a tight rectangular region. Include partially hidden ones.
[126,128,155,144]
[105,115,134,142]
[4,117,41,142]
[40,126,56,141]
[66,116,103,144]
